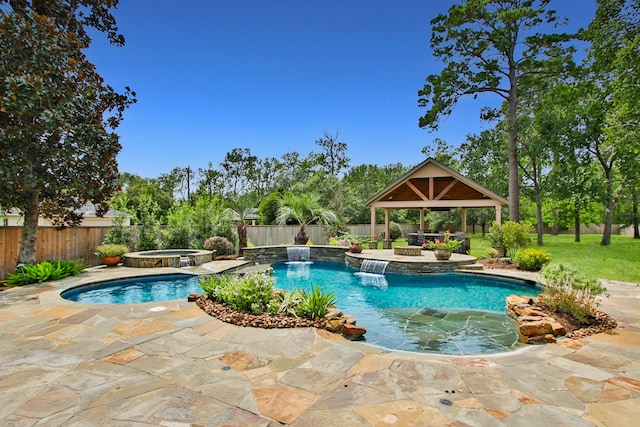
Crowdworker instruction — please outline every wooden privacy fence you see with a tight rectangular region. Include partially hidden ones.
[1,227,110,280]
[0,224,416,279]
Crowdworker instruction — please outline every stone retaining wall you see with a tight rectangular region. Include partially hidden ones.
[242,245,348,264]
[244,245,476,274]
[345,254,474,274]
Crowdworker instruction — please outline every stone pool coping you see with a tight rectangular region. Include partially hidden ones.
[123,249,214,268]
[1,261,639,425]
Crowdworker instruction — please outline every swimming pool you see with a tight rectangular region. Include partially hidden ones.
[272,261,541,355]
[62,274,202,305]
[61,262,541,355]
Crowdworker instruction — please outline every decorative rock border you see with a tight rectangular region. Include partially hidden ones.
[506,295,618,343]
[189,294,367,340]
[507,295,565,344]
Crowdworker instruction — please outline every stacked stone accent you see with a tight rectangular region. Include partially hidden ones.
[242,245,348,264]
[324,307,367,340]
[506,295,566,344]
[393,246,422,256]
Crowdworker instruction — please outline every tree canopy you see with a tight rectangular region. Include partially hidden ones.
[0,1,134,264]
[418,0,575,222]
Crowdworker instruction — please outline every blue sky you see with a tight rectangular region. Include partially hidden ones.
[86,0,597,178]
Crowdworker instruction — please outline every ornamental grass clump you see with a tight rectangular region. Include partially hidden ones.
[295,285,336,319]
[540,264,608,324]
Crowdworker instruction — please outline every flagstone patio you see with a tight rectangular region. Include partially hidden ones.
[0,262,639,426]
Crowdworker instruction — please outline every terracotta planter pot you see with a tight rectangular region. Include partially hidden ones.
[433,249,452,260]
[349,245,363,253]
[102,255,122,266]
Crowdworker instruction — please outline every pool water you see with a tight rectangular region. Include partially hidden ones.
[272,261,541,355]
[62,274,202,305]
[61,262,541,355]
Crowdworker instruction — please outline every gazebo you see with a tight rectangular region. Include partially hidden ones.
[365,158,508,247]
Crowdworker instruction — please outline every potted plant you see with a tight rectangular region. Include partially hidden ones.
[95,244,129,266]
[345,235,365,253]
[423,231,461,260]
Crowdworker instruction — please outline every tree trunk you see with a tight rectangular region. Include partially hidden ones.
[600,167,617,246]
[633,192,639,239]
[551,207,558,236]
[17,190,40,266]
[507,72,520,222]
[534,186,544,246]
[237,221,247,256]
[574,206,581,243]
[294,223,309,245]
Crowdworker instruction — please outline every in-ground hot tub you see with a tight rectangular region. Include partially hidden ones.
[123,249,214,268]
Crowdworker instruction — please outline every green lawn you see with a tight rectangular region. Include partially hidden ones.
[466,233,640,283]
[377,233,639,282]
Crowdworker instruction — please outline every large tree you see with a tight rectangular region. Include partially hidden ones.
[418,0,575,222]
[0,2,135,265]
[583,0,640,245]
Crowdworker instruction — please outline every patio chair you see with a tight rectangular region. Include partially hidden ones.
[454,232,467,254]
[405,231,418,246]
[416,230,425,246]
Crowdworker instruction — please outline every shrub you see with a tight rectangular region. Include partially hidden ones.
[95,244,129,257]
[378,222,403,241]
[103,216,136,249]
[199,272,274,314]
[2,260,89,287]
[514,248,551,271]
[295,284,336,319]
[485,247,499,259]
[203,236,234,257]
[488,221,532,258]
[540,264,608,324]
[213,223,239,252]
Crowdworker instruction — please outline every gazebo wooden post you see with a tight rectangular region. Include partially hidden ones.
[420,209,425,231]
[370,206,376,240]
[383,209,392,249]
[461,208,467,233]
[495,203,502,225]
[369,206,378,249]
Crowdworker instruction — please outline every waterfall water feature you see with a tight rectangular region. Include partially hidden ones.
[354,259,390,289]
[286,246,312,264]
[179,257,195,267]
[359,259,389,274]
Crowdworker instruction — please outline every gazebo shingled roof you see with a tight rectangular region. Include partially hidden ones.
[365,158,508,241]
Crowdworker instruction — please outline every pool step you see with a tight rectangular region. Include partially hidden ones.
[457,263,485,271]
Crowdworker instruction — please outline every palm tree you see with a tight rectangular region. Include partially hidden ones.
[276,193,338,244]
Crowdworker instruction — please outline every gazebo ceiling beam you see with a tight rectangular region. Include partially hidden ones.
[405,180,429,201]
[434,179,458,201]
[370,200,502,209]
